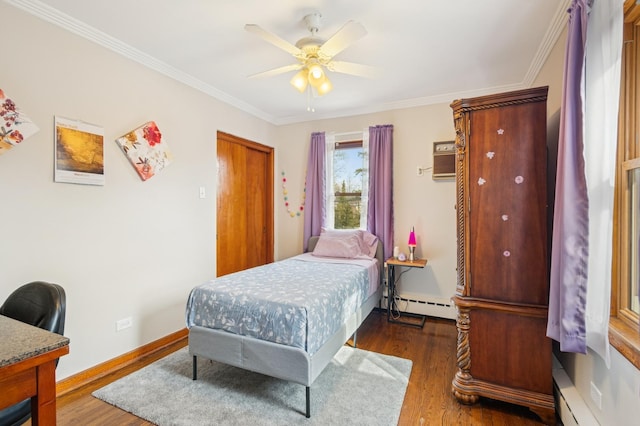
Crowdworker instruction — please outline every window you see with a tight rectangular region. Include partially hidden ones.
[626,166,640,315]
[610,0,640,369]
[325,135,369,229]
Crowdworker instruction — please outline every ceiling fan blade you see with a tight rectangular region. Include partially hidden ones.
[326,61,378,78]
[248,63,303,79]
[318,21,367,58]
[244,24,302,57]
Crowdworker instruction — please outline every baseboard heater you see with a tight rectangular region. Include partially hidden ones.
[381,293,456,320]
[552,356,599,426]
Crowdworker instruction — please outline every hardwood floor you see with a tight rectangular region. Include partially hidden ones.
[356,311,553,425]
[43,310,553,425]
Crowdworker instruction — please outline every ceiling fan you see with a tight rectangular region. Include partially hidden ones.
[245,12,376,96]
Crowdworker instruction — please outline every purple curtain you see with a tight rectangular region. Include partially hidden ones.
[302,132,326,252]
[546,0,589,354]
[367,124,394,259]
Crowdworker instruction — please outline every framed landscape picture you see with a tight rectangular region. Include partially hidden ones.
[54,116,105,185]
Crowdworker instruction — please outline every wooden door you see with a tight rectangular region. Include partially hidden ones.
[216,131,273,277]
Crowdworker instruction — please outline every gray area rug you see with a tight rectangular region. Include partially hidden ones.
[92,346,412,425]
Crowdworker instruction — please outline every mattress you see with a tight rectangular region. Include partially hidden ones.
[185,254,379,355]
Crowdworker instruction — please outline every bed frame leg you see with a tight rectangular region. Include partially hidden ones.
[192,355,197,380]
[306,386,311,418]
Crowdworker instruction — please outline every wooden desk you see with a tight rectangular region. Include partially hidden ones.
[0,315,69,425]
[386,257,428,328]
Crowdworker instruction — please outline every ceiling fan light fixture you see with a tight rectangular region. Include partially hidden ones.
[290,69,308,92]
[307,61,326,88]
[316,76,333,96]
[308,62,323,79]
[308,73,325,88]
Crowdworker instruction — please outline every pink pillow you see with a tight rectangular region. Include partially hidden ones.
[319,228,379,258]
[312,234,361,258]
[360,231,379,257]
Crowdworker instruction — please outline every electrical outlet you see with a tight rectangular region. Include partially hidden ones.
[590,381,602,410]
[116,317,133,332]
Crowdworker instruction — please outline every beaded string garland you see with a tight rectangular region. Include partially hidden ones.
[281,171,305,217]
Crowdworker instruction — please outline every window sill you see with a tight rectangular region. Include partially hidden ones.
[609,317,640,370]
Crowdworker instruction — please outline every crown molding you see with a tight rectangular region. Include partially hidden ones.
[6,0,570,127]
[522,0,570,87]
[5,0,276,123]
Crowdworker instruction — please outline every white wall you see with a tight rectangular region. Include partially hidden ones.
[274,106,458,316]
[0,3,276,380]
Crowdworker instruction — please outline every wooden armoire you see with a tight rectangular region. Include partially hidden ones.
[450,86,555,424]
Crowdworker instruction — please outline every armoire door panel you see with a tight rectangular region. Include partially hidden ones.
[467,103,548,305]
[468,308,553,394]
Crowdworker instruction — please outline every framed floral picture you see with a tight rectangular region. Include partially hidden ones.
[0,88,39,156]
[116,121,172,181]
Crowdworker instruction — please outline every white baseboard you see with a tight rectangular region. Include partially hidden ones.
[382,291,456,320]
[553,356,599,426]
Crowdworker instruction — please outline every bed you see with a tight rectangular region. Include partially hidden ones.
[185,231,384,418]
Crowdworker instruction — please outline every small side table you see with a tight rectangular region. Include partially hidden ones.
[386,257,428,328]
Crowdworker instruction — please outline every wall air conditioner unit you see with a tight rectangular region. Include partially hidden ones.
[432,141,456,180]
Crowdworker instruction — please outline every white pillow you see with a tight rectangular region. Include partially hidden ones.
[312,234,361,258]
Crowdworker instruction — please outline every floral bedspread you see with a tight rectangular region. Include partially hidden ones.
[185,255,378,355]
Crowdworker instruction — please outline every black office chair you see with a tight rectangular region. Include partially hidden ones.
[0,281,66,426]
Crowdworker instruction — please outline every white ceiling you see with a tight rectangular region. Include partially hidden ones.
[8,0,569,125]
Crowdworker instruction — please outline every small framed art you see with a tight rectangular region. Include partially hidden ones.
[0,88,39,156]
[116,121,172,181]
